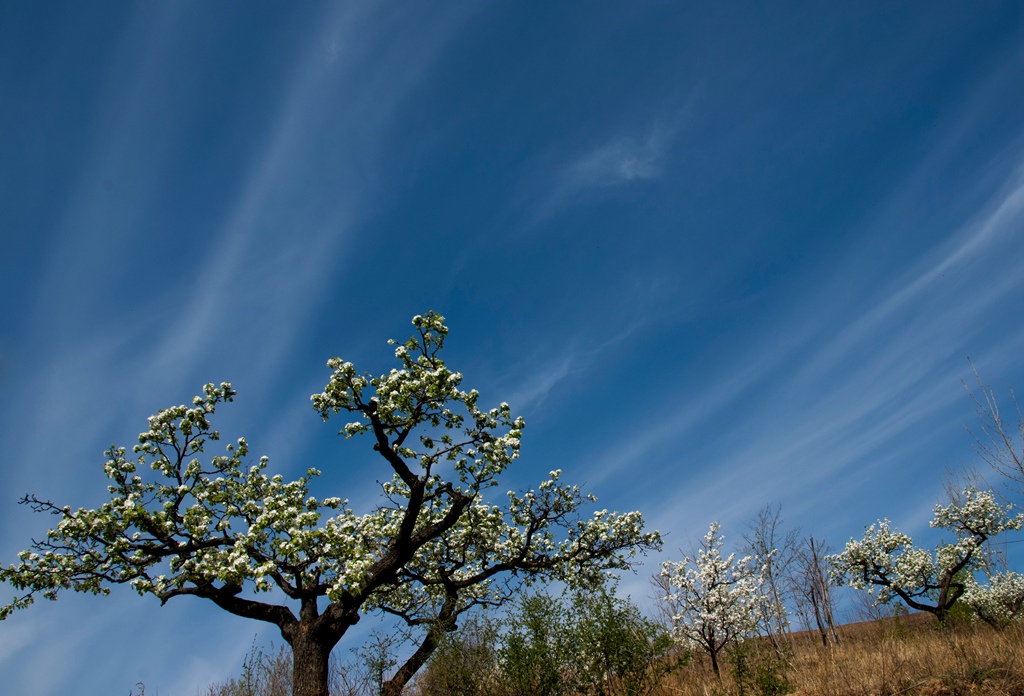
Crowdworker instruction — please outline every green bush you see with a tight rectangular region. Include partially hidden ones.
[414,579,680,696]
[564,584,679,696]
[729,640,792,696]
[501,592,570,696]
[414,614,502,696]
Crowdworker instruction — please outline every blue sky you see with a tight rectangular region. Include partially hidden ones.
[2,2,1024,693]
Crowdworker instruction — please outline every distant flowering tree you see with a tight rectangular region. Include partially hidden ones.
[828,487,1023,624]
[0,312,661,696]
[658,522,764,677]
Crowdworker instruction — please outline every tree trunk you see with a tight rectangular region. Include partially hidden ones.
[290,632,332,696]
[381,628,443,696]
[381,592,460,696]
[822,585,840,646]
[807,537,838,647]
[809,587,829,648]
[766,627,784,658]
[709,647,721,677]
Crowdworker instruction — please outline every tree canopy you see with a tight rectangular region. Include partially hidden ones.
[1,312,661,696]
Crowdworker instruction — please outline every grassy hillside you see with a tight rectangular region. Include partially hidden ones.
[659,616,1024,696]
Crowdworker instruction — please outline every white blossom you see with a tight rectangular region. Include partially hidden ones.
[962,571,1024,626]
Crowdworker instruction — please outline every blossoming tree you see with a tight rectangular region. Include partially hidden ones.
[0,313,660,696]
[658,522,764,677]
[828,487,1022,624]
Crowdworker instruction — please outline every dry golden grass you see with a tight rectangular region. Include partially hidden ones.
[655,617,1024,696]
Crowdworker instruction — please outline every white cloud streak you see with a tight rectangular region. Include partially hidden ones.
[580,154,1024,549]
[532,120,679,220]
[0,5,478,695]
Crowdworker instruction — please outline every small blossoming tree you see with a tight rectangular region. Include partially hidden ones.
[828,487,1023,624]
[659,522,764,677]
[0,313,660,696]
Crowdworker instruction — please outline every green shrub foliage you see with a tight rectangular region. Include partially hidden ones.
[414,579,679,696]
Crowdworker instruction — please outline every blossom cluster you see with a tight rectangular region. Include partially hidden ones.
[311,313,525,492]
[962,571,1024,626]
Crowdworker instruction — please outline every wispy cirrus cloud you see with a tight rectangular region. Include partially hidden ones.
[562,129,668,188]
[5,0,475,486]
[579,150,1024,548]
[530,119,679,220]
[0,4,478,694]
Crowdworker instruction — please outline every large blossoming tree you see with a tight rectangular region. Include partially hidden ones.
[658,522,764,677]
[0,313,660,696]
[828,487,1022,624]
